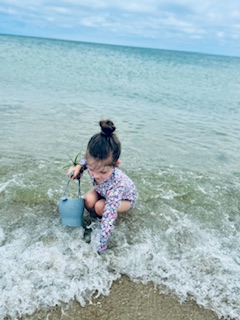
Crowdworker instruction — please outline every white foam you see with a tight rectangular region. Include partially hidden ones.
[0,173,26,193]
[0,228,5,246]
[0,219,120,318]
[1,203,240,319]
[110,210,240,320]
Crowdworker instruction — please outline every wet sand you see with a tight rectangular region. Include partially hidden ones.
[20,276,221,320]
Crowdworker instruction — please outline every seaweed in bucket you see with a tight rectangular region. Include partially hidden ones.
[67,119,137,253]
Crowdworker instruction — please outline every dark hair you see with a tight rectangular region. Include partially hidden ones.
[86,119,121,165]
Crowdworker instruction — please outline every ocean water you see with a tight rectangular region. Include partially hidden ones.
[1,34,240,319]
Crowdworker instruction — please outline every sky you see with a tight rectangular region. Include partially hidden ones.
[0,0,240,57]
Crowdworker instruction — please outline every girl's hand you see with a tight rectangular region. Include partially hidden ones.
[67,164,82,179]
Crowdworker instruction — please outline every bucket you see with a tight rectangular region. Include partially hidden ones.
[59,174,84,227]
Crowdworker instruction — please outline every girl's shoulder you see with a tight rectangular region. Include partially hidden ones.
[113,168,134,185]
[114,167,126,179]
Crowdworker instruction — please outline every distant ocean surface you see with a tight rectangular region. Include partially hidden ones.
[1,34,240,319]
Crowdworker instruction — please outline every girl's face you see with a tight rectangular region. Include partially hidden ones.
[87,155,114,184]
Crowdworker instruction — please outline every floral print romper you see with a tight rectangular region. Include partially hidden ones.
[81,159,136,253]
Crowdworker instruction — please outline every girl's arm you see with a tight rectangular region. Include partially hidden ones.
[98,185,124,253]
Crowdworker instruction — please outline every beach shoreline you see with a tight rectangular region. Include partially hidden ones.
[2,35,238,320]
[20,276,220,320]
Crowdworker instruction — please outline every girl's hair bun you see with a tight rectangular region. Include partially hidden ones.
[100,119,116,137]
[87,119,121,162]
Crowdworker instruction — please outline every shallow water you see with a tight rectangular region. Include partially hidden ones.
[1,34,240,319]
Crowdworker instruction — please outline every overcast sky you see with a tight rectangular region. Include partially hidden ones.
[0,0,240,57]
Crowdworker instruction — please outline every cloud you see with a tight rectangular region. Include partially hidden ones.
[0,0,240,56]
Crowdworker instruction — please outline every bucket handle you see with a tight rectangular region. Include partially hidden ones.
[62,172,81,199]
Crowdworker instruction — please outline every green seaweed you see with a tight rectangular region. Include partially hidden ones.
[63,152,81,169]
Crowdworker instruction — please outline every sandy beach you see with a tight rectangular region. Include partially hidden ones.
[20,276,220,320]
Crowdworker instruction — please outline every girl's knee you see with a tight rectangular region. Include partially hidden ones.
[117,200,132,213]
[95,199,106,216]
[84,190,98,209]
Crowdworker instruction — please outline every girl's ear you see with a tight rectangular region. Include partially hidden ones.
[115,160,122,167]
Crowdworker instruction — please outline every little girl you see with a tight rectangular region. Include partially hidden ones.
[68,119,136,253]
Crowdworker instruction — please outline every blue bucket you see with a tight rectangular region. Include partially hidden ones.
[59,175,84,227]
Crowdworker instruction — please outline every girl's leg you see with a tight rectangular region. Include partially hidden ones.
[84,189,101,216]
[94,199,106,216]
[117,200,131,213]
[85,188,132,218]
[94,199,132,217]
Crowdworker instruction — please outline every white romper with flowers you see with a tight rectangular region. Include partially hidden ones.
[80,158,136,253]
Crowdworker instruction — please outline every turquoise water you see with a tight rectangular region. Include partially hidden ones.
[1,34,240,319]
